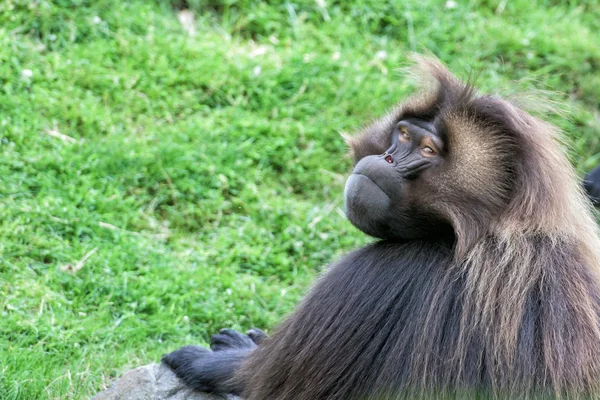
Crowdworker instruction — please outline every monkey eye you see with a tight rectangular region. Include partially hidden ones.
[421,146,437,156]
[399,127,411,142]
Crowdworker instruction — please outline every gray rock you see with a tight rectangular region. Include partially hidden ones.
[93,363,239,400]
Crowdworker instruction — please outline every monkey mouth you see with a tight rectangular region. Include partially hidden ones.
[344,173,391,235]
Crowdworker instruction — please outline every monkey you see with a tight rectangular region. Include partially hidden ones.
[163,56,600,399]
[585,164,600,206]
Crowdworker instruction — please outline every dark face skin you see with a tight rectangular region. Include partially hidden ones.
[344,118,451,240]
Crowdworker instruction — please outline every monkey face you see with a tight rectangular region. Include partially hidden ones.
[344,118,450,240]
[343,56,531,245]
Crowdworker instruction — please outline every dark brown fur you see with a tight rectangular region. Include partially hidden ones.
[235,57,600,399]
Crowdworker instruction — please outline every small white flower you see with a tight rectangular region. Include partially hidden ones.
[249,46,268,57]
[445,0,457,9]
[21,69,33,79]
[226,288,233,295]
[92,16,102,24]
[375,50,387,61]
[183,315,189,322]
[252,66,261,76]
[332,52,341,61]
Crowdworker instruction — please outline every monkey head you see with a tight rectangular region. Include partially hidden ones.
[343,56,572,249]
[344,116,450,240]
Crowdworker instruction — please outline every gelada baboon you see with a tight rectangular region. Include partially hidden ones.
[163,56,600,399]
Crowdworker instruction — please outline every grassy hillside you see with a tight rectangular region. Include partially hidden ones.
[0,1,598,398]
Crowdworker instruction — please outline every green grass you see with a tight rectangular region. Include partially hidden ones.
[0,0,598,398]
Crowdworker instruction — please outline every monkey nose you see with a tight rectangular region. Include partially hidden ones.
[384,154,394,164]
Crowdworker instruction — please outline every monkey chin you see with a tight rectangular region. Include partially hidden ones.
[344,173,391,237]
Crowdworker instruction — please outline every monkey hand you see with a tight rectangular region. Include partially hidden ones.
[211,328,266,351]
[162,328,265,394]
[162,345,219,392]
[162,345,248,394]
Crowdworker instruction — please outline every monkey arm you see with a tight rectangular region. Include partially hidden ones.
[162,328,266,395]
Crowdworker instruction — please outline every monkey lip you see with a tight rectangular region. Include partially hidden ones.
[344,173,391,226]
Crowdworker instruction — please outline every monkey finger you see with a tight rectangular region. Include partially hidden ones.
[247,328,267,344]
[210,328,255,351]
[162,345,211,372]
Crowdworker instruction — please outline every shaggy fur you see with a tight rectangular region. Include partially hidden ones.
[237,57,600,399]
[164,56,600,399]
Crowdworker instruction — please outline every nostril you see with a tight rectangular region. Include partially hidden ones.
[385,155,393,164]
